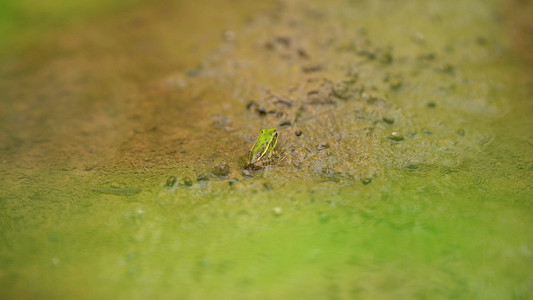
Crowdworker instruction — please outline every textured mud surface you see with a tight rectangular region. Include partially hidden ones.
[171,3,497,184]
[0,0,532,299]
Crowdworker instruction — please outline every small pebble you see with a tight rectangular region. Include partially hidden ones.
[255,106,267,116]
[279,120,292,127]
[361,178,372,185]
[197,174,210,182]
[166,176,177,187]
[272,207,283,216]
[302,65,323,73]
[241,169,254,178]
[275,36,291,47]
[182,177,193,186]
[407,163,419,170]
[212,163,231,177]
[317,142,330,151]
[295,130,303,136]
[228,178,239,186]
[388,132,404,141]
[246,100,256,110]
[382,117,395,124]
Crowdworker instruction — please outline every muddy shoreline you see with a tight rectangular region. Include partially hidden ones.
[1,0,532,299]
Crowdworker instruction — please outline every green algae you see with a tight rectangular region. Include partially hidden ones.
[0,0,532,299]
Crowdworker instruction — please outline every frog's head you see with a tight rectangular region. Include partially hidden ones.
[260,128,278,143]
[260,128,277,136]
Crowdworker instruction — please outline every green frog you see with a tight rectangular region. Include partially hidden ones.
[247,128,278,167]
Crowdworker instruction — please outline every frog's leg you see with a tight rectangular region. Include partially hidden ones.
[268,137,278,158]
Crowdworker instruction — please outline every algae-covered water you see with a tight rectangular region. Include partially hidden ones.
[1,0,532,299]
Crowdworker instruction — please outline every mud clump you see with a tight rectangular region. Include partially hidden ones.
[197,174,210,182]
[166,176,177,187]
[212,163,231,178]
[388,132,404,141]
[182,177,193,186]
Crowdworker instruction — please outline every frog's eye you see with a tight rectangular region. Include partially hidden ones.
[260,129,265,134]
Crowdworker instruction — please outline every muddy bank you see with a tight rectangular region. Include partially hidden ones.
[0,0,532,299]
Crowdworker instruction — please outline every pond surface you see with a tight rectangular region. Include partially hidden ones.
[1,0,532,299]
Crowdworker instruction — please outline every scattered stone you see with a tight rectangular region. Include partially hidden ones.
[228,178,239,186]
[361,178,372,185]
[302,65,323,73]
[255,106,267,116]
[197,174,210,182]
[317,142,330,151]
[246,100,256,110]
[307,90,321,103]
[388,132,404,141]
[212,163,231,178]
[279,120,292,127]
[382,117,395,124]
[331,82,351,100]
[241,169,254,178]
[406,163,419,170]
[295,130,303,136]
[110,182,121,188]
[182,177,193,186]
[166,176,177,187]
[297,48,310,59]
[275,36,291,47]
[272,207,283,216]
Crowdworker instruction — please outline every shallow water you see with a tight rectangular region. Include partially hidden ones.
[1,0,532,299]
